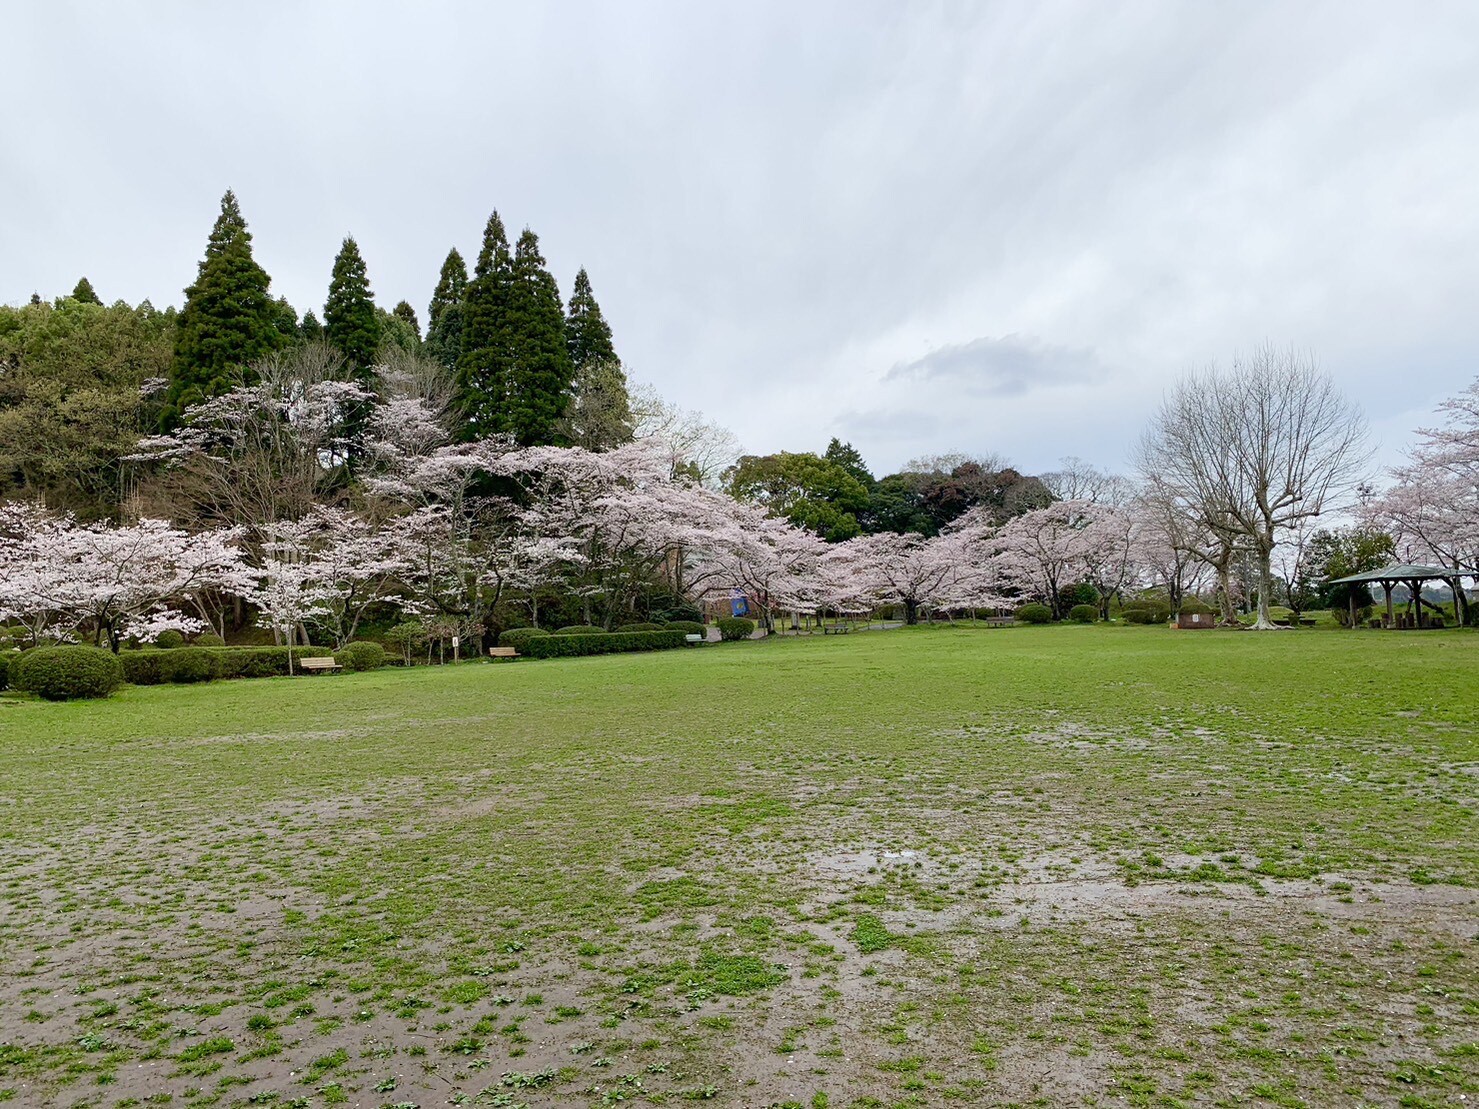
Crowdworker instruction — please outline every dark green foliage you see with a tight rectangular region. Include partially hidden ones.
[716,617,755,641]
[496,628,550,654]
[335,641,387,672]
[424,248,467,373]
[616,622,664,632]
[163,191,294,425]
[376,306,419,353]
[823,438,874,487]
[726,452,871,541]
[559,358,635,449]
[864,461,1051,536]
[119,646,333,684]
[553,625,607,635]
[392,300,421,340]
[1121,602,1171,624]
[154,629,185,649]
[195,632,225,647]
[1178,598,1213,615]
[324,236,380,376]
[565,267,617,372]
[1058,582,1098,611]
[158,648,215,683]
[0,652,9,691]
[1015,603,1053,624]
[662,621,706,637]
[299,309,324,342]
[0,298,174,517]
[12,646,123,700]
[1068,604,1098,624]
[70,277,102,305]
[383,622,428,665]
[504,228,574,445]
[522,630,686,658]
[457,213,514,437]
[1304,527,1398,621]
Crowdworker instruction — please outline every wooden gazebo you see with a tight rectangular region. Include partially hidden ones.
[1326,563,1465,629]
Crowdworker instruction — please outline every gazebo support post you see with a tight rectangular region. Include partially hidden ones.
[1383,581,1395,628]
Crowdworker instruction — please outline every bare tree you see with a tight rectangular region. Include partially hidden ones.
[1138,347,1371,629]
[1041,456,1137,507]
[629,381,742,485]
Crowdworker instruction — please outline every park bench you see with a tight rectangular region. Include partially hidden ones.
[487,646,519,660]
[298,656,342,674]
[684,634,703,644]
[985,616,1015,627]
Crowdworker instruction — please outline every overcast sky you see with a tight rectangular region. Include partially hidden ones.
[5,1,1477,477]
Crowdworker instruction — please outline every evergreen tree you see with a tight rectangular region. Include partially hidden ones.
[504,228,574,446]
[163,190,294,425]
[300,309,324,342]
[392,300,421,340]
[426,248,466,331]
[377,306,419,353]
[70,277,103,305]
[565,267,617,371]
[423,248,467,373]
[456,214,514,437]
[824,438,875,487]
[323,236,380,377]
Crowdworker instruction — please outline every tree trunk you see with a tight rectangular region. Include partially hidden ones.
[1252,537,1278,630]
[903,597,919,626]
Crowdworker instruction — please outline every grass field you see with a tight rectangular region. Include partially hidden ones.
[1,626,1475,1109]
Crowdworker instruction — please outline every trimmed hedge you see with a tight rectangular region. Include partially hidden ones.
[335,641,387,672]
[663,621,706,637]
[615,622,664,632]
[12,646,123,701]
[1068,604,1098,624]
[523,629,686,658]
[1015,603,1053,624]
[119,645,334,685]
[154,629,186,649]
[498,628,551,654]
[195,632,225,647]
[1121,604,1170,625]
[0,652,9,691]
[716,617,755,641]
[553,625,607,635]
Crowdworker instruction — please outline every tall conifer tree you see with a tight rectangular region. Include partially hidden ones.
[163,190,294,426]
[70,277,103,305]
[565,267,617,371]
[423,248,468,373]
[324,236,380,377]
[505,228,574,446]
[456,214,514,437]
[392,300,421,340]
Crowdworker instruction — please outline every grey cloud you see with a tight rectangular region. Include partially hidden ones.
[885,335,1102,398]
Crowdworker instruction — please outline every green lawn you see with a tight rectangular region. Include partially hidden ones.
[1,626,1475,1108]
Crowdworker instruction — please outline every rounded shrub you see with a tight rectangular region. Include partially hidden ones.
[1015,603,1053,625]
[663,621,706,637]
[158,647,216,684]
[716,616,756,641]
[1068,604,1098,624]
[615,622,664,633]
[12,646,124,701]
[1121,604,1170,625]
[1178,598,1213,615]
[498,627,551,654]
[553,625,607,635]
[194,632,225,648]
[153,629,186,649]
[336,641,387,672]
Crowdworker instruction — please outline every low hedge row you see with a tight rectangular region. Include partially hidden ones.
[662,621,706,636]
[522,629,687,658]
[0,652,9,691]
[12,646,124,700]
[119,645,335,685]
[498,627,551,653]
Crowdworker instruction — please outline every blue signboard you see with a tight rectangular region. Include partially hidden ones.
[729,588,750,617]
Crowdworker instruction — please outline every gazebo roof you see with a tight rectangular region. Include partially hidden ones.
[1327,563,1458,585]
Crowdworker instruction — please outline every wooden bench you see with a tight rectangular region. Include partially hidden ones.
[487,646,519,660]
[985,616,1016,627]
[299,656,342,674]
[684,634,703,644]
